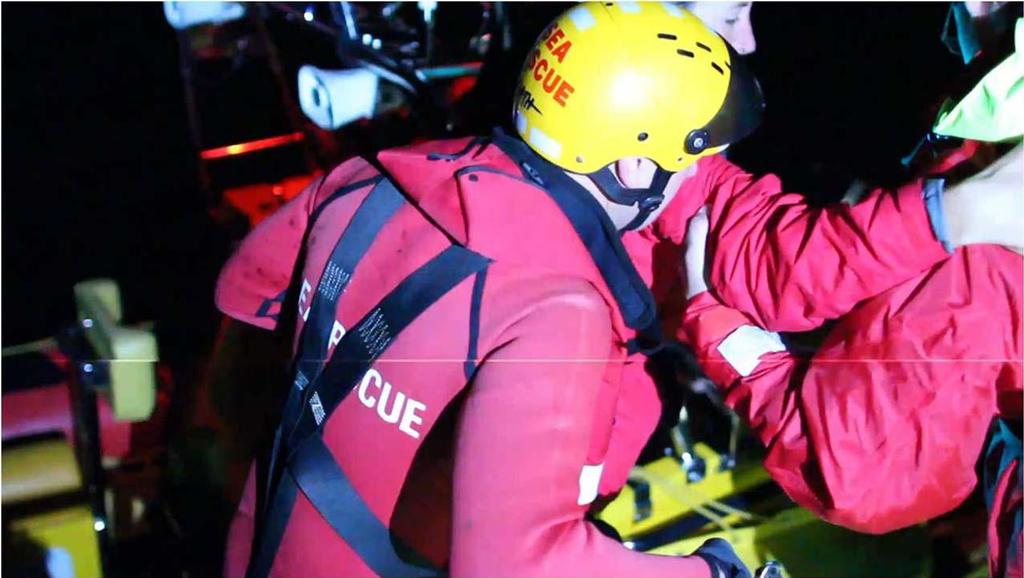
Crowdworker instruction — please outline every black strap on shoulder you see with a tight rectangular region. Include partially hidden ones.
[490,129,706,387]
[251,245,487,578]
[261,178,404,511]
[249,173,490,578]
[463,268,488,380]
[251,176,406,576]
[283,245,490,452]
[308,175,385,230]
[490,129,658,335]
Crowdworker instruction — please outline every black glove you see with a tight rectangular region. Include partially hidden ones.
[692,538,751,578]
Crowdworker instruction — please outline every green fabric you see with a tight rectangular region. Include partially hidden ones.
[933,18,1024,142]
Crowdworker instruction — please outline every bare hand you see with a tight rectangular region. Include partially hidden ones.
[683,206,710,299]
[944,144,1023,252]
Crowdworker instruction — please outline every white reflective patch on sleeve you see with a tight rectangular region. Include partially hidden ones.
[716,325,787,377]
[577,463,605,505]
[567,5,596,30]
[529,127,563,161]
[618,2,640,13]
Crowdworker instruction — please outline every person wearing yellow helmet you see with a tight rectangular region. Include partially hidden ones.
[512,2,763,231]
[220,4,759,578]
[217,4,1021,578]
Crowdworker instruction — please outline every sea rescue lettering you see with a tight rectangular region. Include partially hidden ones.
[297,278,426,439]
[357,368,427,439]
[528,24,575,107]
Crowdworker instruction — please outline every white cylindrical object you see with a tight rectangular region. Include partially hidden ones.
[163,1,245,30]
[297,65,380,130]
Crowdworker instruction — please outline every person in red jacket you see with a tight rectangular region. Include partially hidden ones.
[678,145,1022,574]
[220,5,765,577]
[659,4,1023,577]
[217,3,1022,577]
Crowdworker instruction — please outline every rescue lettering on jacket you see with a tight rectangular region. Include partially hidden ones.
[298,276,427,439]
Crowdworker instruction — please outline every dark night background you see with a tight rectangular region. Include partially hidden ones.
[1,2,968,574]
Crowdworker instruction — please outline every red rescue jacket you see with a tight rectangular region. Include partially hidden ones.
[217,133,715,578]
[607,153,952,483]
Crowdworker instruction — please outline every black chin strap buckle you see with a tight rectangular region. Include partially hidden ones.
[638,194,665,212]
[589,165,673,232]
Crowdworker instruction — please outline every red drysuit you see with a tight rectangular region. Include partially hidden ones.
[218,135,719,578]
[680,241,1022,575]
[606,152,952,491]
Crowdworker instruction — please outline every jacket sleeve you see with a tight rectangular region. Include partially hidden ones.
[215,158,377,329]
[664,155,952,332]
[214,176,323,330]
[450,280,713,578]
[681,274,1005,534]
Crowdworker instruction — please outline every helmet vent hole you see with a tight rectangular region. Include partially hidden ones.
[676,48,695,58]
[696,42,712,52]
[711,62,724,75]
[657,33,678,40]
[637,132,648,142]
[725,61,732,70]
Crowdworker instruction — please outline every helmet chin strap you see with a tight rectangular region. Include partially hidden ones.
[589,165,673,231]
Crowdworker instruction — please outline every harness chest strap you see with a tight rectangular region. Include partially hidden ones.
[249,177,489,578]
[250,137,688,576]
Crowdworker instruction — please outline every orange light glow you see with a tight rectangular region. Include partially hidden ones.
[201,132,305,160]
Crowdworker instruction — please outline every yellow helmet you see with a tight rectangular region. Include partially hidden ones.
[513,2,764,174]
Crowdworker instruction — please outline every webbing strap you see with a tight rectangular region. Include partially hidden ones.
[248,469,299,576]
[249,183,489,576]
[292,436,439,578]
[490,130,659,335]
[252,439,439,578]
[284,245,491,452]
[262,178,404,512]
[251,177,406,577]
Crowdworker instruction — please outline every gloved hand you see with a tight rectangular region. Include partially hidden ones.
[691,537,752,578]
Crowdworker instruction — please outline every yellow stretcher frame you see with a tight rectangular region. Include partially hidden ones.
[600,443,934,577]
[648,507,933,578]
[598,444,772,539]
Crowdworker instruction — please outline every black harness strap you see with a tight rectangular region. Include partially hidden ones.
[293,436,440,576]
[284,245,491,453]
[248,175,489,578]
[490,130,705,383]
[251,177,405,577]
[261,178,404,512]
[490,131,659,335]
[463,268,488,380]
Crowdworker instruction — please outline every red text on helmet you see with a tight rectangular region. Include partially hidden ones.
[526,25,576,107]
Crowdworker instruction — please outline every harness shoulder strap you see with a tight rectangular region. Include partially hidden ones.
[250,175,406,577]
[262,177,404,511]
[249,169,490,578]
